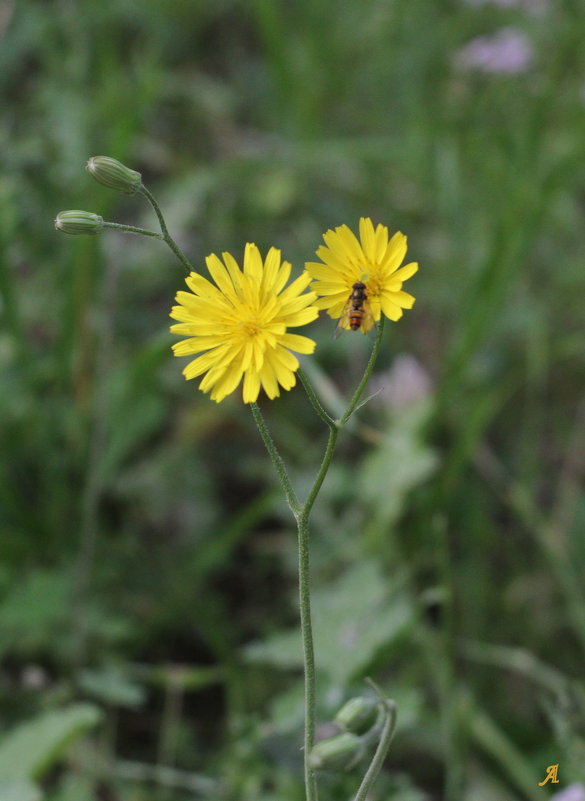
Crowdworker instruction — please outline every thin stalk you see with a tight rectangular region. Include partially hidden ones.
[138,185,195,274]
[297,513,319,801]
[72,257,119,666]
[339,318,385,426]
[302,428,338,521]
[250,318,388,801]
[103,222,164,239]
[250,403,300,517]
[353,685,397,801]
[434,515,465,800]
[297,368,337,431]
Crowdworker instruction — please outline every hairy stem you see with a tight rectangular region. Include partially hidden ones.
[103,222,164,239]
[250,319,388,801]
[250,403,300,517]
[297,512,319,801]
[138,184,195,274]
[353,690,397,801]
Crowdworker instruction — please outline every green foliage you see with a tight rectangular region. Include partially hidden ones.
[2,0,585,798]
[0,704,102,781]
[245,561,414,685]
[0,782,42,801]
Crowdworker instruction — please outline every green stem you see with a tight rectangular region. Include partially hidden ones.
[297,512,319,801]
[138,185,195,274]
[434,515,465,800]
[302,428,338,521]
[250,319,388,801]
[103,222,164,239]
[297,368,337,431]
[339,318,385,426]
[250,403,300,517]
[353,690,397,801]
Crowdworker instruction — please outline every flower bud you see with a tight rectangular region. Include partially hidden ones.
[86,156,142,194]
[307,732,363,772]
[54,210,104,235]
[334,697,378,735]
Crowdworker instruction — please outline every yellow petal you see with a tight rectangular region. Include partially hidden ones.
[379,232,407,275]
[373,222,389,262]
[262,247,281,293]
[258,362,280,399]
[244,243,263,282]
[209,361,244,402]
[265,347,297,390]
[277,271,312,303]
[280,306,319,327]
[380,294,404,321]
[172,335,229,356]
[279,333,316,354]
[391,261,418,283]
[392,290,416,309]
[206,253,238,303]
[272,259,292,295]
[242,370,261,403]
[221,251,245,292]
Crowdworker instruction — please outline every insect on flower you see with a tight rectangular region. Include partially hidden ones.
[305,218,418,335]
[334,281,376,338]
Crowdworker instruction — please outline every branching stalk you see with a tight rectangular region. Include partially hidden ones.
[103,222,164,239]
[138,184,195,274]
[353,681,397,801]
[250,319,389,801]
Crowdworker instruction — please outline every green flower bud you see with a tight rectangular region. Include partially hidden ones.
[334,697,378,735]
[86,156,142,194]
[308,732,364,772]
[54,210,104,235]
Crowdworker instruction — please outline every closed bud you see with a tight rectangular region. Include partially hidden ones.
[86,156,142,194]
[307,732,363,772]
[54,210,104,235]
[334,697,378,735]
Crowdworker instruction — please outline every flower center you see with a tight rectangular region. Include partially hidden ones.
[362,272,382,299]
[240,319,261,338]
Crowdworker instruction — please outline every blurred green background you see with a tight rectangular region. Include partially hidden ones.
[2,0,585,799]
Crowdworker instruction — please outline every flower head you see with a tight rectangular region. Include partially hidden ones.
[305,217,418,332]
[170,244,318,403]
[455,28,534,74]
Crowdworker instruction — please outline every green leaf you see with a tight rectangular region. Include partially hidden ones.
[0,704,102,781]
[0,569,73,659]
[0,781,42,801]
[78,665,146,709]
[359,403,438,531]
[244,561,415,685]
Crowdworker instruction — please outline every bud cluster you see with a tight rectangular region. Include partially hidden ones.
[55,156,143,238]
[307,695,381,773]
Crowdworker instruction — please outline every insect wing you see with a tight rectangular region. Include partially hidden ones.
[333,297,353,339]
[359,298,377,334]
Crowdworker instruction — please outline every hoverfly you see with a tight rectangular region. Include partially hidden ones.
[334,281,376,337]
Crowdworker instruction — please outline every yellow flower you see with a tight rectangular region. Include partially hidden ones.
[170,243,319,403]
[305,217,418,332]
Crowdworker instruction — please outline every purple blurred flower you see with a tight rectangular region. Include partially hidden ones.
[455,27,534,74]
[551,785,585,801]
[370,355,433,413]
[464,0,547,12]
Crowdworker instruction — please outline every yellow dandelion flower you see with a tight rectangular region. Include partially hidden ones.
[170,243,319,403]
[305,217,418,333]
